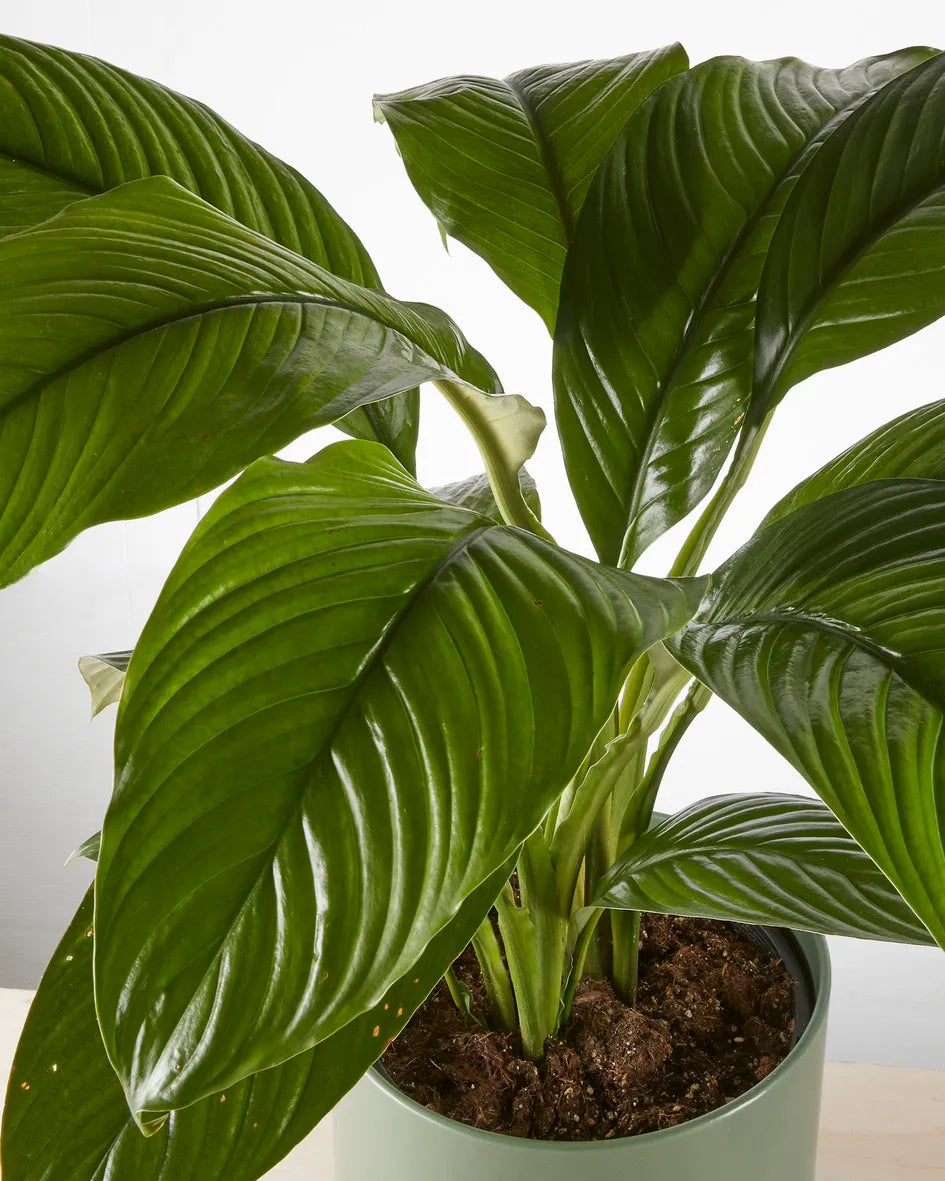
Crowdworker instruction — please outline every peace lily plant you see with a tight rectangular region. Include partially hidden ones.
[2,31,945,1179]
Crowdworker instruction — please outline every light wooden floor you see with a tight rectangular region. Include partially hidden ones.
[2,989,942,1177]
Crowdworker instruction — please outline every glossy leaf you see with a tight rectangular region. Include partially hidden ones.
[765,397,945,527]
[670,479,945,948]
[375,45,688,330]
[0,176,505,588]
[2,860,512,1180]
[78,652,131,717]
[433,470,541,522]
[753,51,945,420]
[595,793,934,943]
[94,439,704,1121]
[0,33,418,467]
[553,49,937,565]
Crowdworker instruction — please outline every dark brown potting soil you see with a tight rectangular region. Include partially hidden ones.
[382,914,796,1141]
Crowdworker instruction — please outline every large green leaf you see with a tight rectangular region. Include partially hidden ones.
[0,33,417,467]
[552,49,936,565]
[0,176,509,588]
[765,397,945,527]
[670,478,945,948]
[375,45,688,330]
[594,793,934,943]
[753,51,945,421]
[2,860,513,1180]
[94,440,704,1122]
[72,471,543,717]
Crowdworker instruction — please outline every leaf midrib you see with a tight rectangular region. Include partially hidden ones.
[505,75,575,242]
[756,158,945,412]
[0,290,435,425]
[109,519,499,1104]
[696,604,945,713]
[626,830,859,870]
[622,68,906,559]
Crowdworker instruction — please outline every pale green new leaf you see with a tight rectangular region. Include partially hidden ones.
[753,51,945,420]
[2,861,512,1180]
[376,45,688,330]
[0,176,506,588]
[0,33,418,467]
[595,793,934,944]
[553,48,937,565]
[78,652,131,717]
[670,478,945,948]
[64,832,101,867]
[94,440,704,1122]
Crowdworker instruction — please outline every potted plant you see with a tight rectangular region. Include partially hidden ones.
[2,30,945,1181]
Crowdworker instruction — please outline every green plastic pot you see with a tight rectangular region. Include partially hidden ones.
[334,928,830,1181]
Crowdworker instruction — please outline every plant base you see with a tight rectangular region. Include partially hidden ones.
[333,929,829,1181]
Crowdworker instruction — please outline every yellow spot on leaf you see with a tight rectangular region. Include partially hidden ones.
[372,1025,380,1038]
[20,1082,29,1091]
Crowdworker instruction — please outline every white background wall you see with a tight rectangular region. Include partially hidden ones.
[2,0,944,1069]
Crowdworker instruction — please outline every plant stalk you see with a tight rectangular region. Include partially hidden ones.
[583,799,614,978]
[610,911,642,1004]
[669,414,773,579]
[494,881,547,1061]
[608,681,712,1001]
[560,908,602,1024]
[444,966,479,1023]
[517,832,570,1044]
[550,721,646,913]
[618,679,712,853]
[470,913,517,1031]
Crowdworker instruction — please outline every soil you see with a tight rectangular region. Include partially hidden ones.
[381,914,796,1141]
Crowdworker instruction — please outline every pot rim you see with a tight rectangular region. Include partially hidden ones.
[366,927,831,1152]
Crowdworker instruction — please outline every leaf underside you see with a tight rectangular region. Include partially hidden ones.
[78,652,131,717]
[432,469,541,522]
